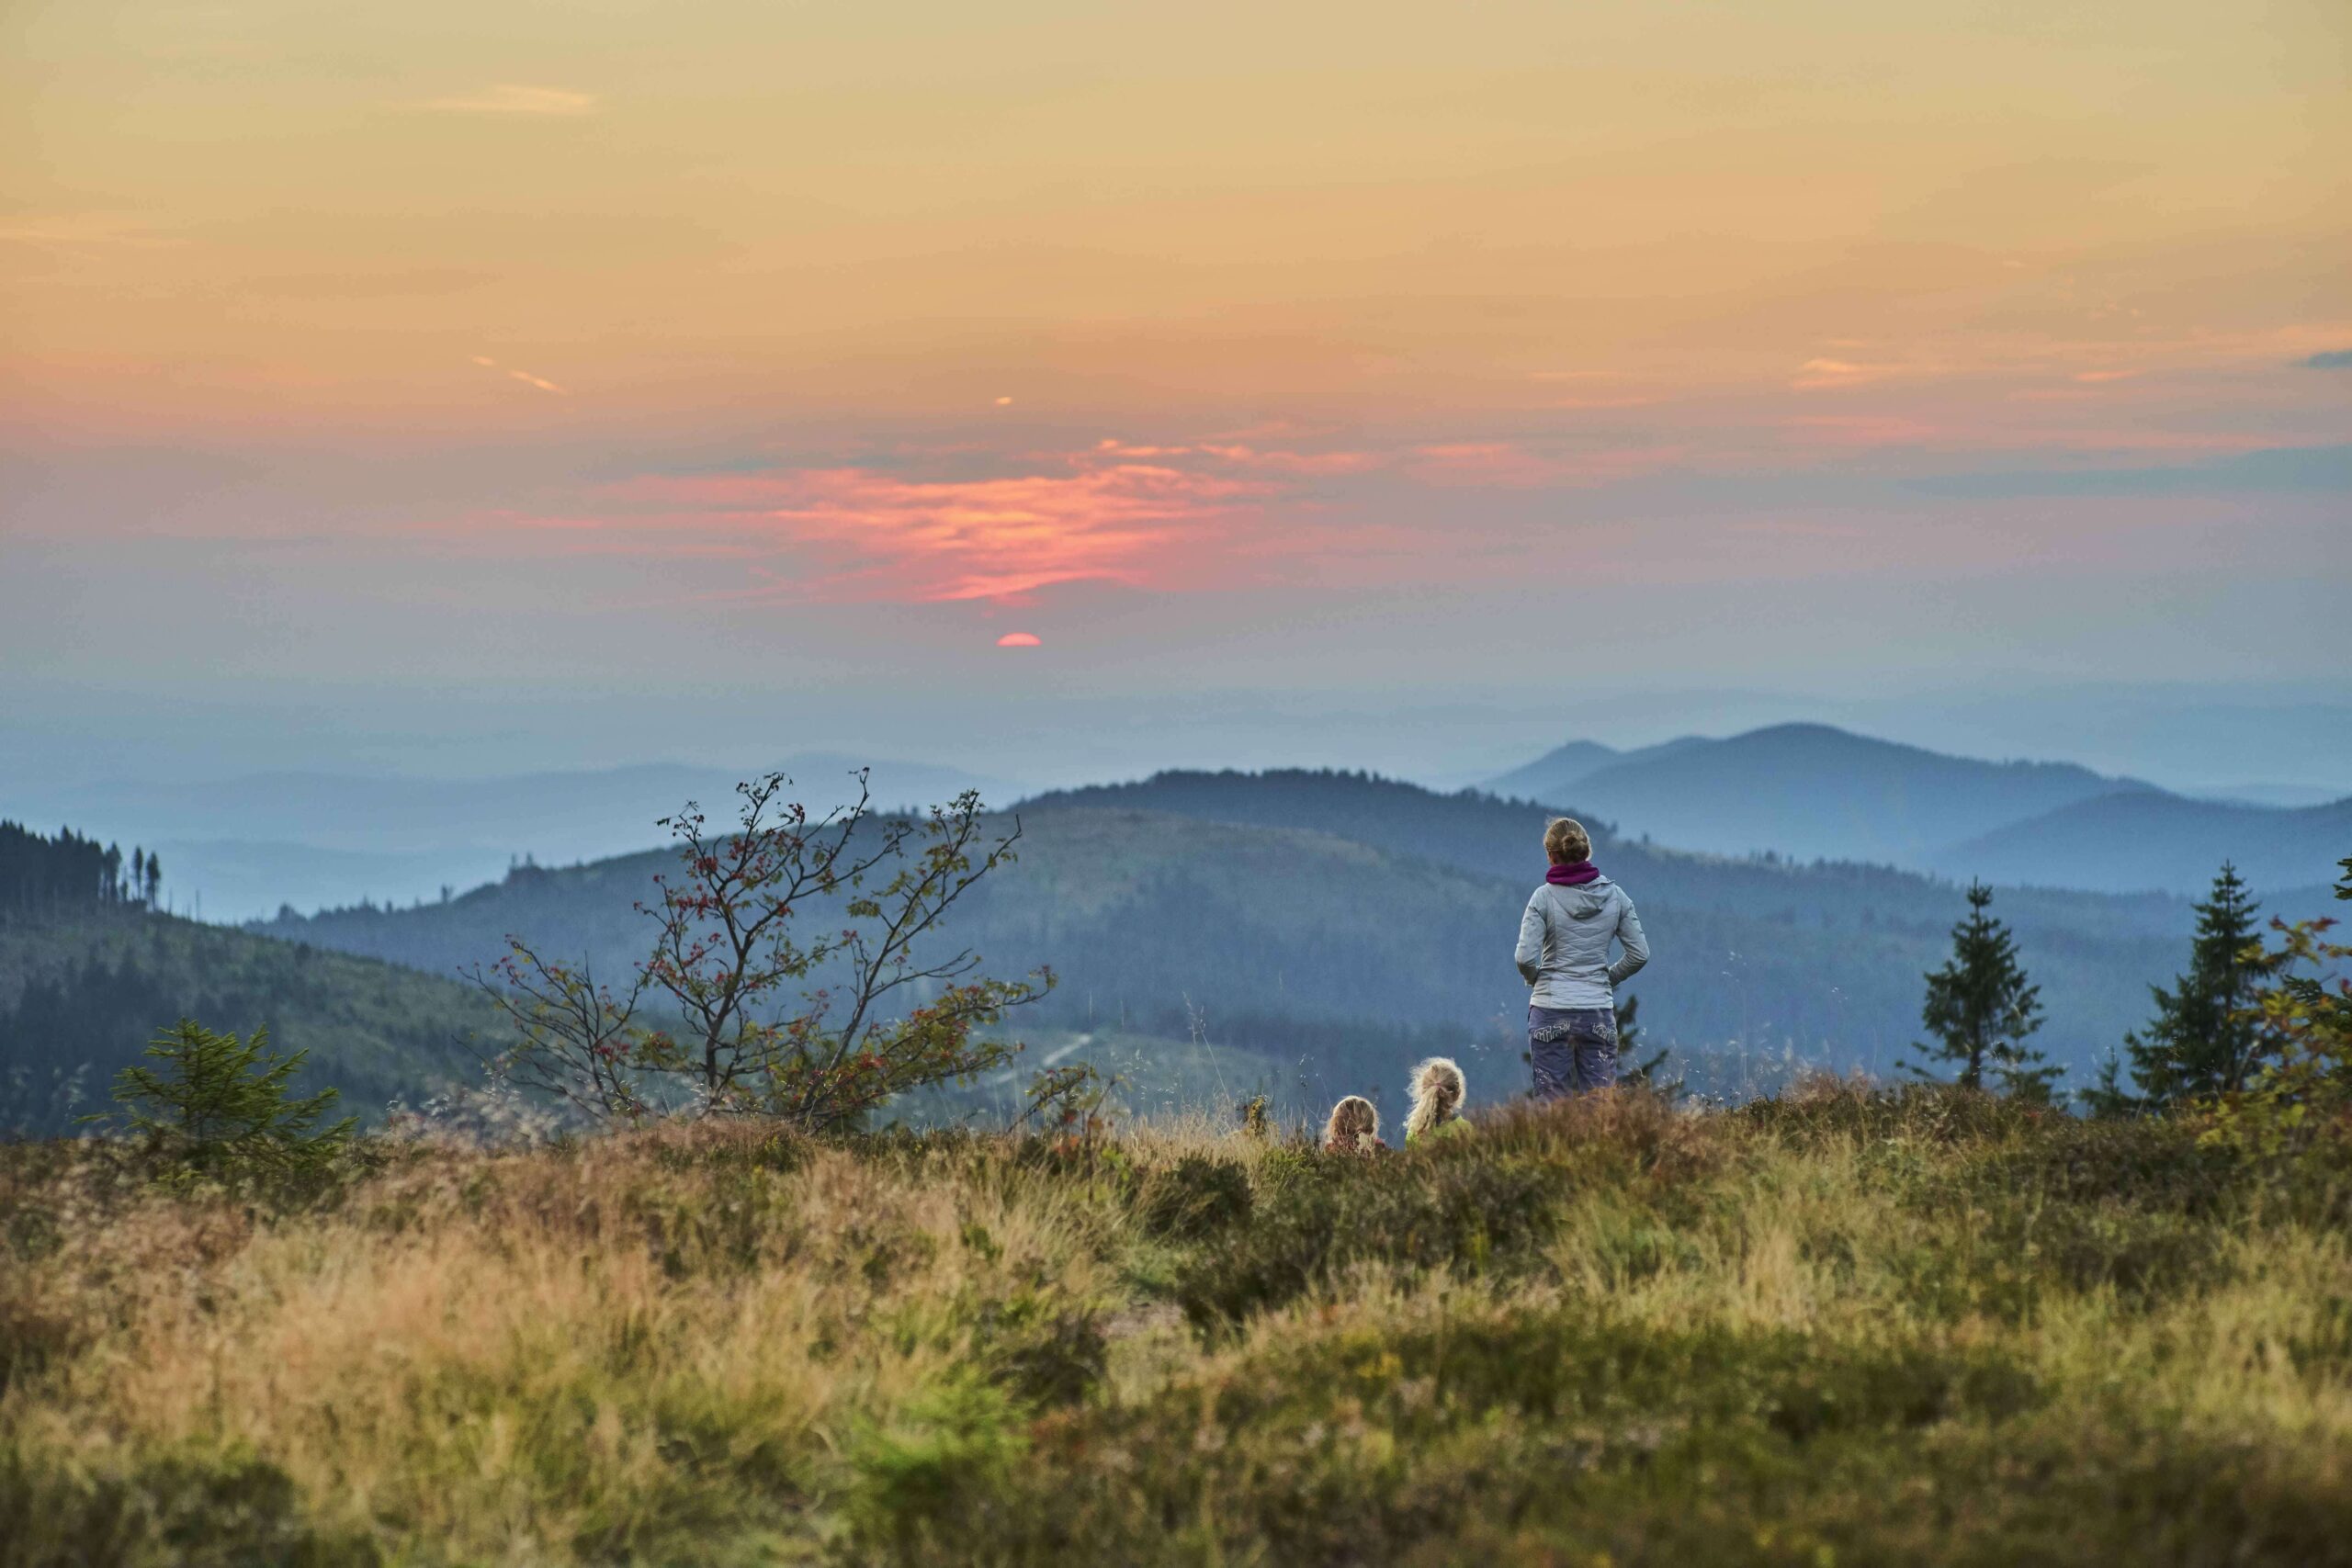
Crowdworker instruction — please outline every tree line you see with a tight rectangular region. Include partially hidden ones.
[0,821,162,914]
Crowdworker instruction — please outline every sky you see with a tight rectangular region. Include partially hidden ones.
[4,0,2348,797]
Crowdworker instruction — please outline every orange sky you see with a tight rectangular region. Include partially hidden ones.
[1,0,2346,705]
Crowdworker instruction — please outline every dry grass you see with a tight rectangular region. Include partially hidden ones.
[5,1089,2348,1565]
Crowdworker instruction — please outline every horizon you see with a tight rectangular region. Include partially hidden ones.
[11,697,2348,924]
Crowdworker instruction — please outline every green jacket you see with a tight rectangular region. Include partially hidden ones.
[1406,1117,1472,1147]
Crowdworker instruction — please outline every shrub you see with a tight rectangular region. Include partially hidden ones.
[843,1376,1030,1560]
[977,1297,1107,1408]
[1173,1152,1561,1329]
[476,770,1049,1127]
[1131,1154,1254,1240]
[0,1445,380,1567]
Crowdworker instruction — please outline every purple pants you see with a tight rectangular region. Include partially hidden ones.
[1530,1005,1617,1100]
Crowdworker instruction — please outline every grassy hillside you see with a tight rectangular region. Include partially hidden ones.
[254,776,2199,1103]
[4,1088,2345,1563]
[0,908,492,1135]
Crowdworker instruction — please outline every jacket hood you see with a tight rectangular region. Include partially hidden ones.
[1547,876,1617,920]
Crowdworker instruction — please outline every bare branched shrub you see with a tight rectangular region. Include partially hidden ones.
[474,769,1049,1130]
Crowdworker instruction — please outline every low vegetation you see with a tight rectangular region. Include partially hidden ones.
[5,1082,2347,1565]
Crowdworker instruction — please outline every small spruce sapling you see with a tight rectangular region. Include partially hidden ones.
[101,1018,356,1173]
[1905,881,2060,1100]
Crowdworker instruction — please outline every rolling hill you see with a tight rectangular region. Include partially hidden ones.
[1486,723,2154,865]
[1935,791,2352,897]
[0,906,494,1136]
[1482,723,2346,893]
[254,771,2222,1105]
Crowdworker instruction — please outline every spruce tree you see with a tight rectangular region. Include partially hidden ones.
[105,1019,355,1173]
[1905,881,2059,1100]
[2094,862,2278,1112]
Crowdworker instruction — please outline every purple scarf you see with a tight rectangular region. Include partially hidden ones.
[1546,861,1600,886]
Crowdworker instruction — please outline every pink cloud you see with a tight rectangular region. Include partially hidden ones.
[606,457,1279,603]
[1193,444,1385,476]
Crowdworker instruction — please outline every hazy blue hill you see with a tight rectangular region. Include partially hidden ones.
[2194,782,2347,808]
[1481,739,1624,799]
[0,907,492,1135]
[1481,734,1726,805]
[1935,791,2352,897]
[1487,723,2153,866]
[256,774,2199,1100]
[22,755,1014,920]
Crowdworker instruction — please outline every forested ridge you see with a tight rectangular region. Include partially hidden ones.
[248,772,2265,1103]
[0,898,489,1135]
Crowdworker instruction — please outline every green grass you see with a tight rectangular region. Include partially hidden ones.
[2,1083,2347,1565]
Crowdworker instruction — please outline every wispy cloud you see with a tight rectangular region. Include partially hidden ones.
[469,355,568,395]
[1790,357,1907,390]
[1089,438,1381,475]
[415,85,596,116]
[0,213,183,250]
[1193,444,1384,476]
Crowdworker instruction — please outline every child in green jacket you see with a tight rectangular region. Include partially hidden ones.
[1403,1057,1472,1146]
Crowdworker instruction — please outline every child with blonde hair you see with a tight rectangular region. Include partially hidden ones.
[1322,1094,1386,1153]
[1403,1057,1472,1145]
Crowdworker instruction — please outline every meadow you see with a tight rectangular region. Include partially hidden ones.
[4,1084,2348,1565]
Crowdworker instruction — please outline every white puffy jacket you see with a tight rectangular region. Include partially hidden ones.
[1514,874,1649,1010]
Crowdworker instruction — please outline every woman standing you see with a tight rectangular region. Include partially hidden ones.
[1515,818,1649,1099]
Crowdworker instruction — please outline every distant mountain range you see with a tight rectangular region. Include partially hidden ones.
[1485,723,2345,897]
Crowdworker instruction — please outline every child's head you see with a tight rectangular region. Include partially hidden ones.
[1324,1094,1380,1150]
[1404,1056,1466,1139]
